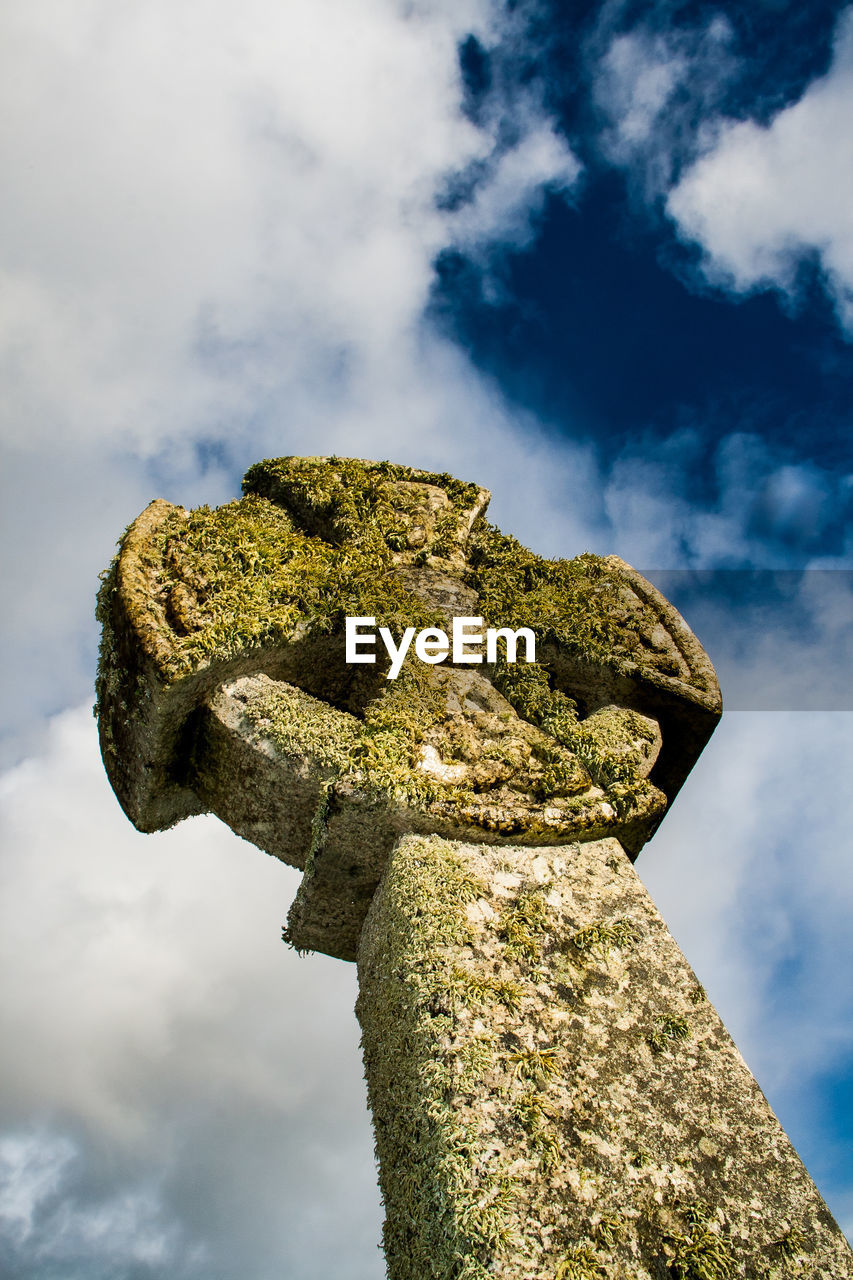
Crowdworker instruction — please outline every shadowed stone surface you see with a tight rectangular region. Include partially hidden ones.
[95,456,852,1278]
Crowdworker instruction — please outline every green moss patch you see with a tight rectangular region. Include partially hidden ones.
[153,492,440,678]
[98,458,672,841]
[647,1014,692,1056]
[497,886,552,964]
[554,1243,605,1279]
[567,918,642,958]
[662,1203,735,1280]
[243,455,483,558]
[467,525,618,667]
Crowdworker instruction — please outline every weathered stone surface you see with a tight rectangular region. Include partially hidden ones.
[181,668,668,960]
[358,832,853,1279]
[96,457,853,1278]
[96,455,719,875]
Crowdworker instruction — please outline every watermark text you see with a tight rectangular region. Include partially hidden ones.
[346,616,535,679]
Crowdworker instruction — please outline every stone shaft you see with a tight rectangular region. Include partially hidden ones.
[357,832,853,1280]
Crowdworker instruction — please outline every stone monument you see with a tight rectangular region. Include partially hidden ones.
[96,456,852,1279]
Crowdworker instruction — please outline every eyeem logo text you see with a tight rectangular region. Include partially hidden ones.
[345,616,535,680]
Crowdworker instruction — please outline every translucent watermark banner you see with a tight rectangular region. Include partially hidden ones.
[641,570,853,711]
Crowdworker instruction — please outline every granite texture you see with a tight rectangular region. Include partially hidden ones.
[358,833,853,1279]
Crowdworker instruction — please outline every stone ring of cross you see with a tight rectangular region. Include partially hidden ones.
[96,456,853,1280]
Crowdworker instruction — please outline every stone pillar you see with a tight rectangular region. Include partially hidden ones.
[359,833,851,1279]
[95,455,853,1278]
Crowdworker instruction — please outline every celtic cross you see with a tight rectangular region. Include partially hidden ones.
[96,456,852,1279]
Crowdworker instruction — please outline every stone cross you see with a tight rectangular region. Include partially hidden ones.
[96,456,852,1279]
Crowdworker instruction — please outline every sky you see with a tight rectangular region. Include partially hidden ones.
[0,1,851,1275]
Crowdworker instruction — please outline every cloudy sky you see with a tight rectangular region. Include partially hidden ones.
[1,1,851,1275]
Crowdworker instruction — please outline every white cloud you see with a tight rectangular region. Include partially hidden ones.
[596,30,689,149]
[598,429,853,714]
[667,8,853,328]
[591,12,736,195]
[0,706,383,1277]
[0,0,580,456]
[600,427,853,569]
[447,121,581,249]
[0,1131,76,1246]
[0,0,586,765]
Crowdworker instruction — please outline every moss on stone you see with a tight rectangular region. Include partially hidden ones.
[497,886,552,963]
[593,1216,623,1250]
[554,1243,605,1279]
[467,524,618,667]
[646,1014,692,1056]
[568,918,642,957]
[451,966,524,1013]
[354,827,853,1280]
[761,1226,812,1276]
[572,707,660,788]
[514,1088,555,1126]
[242,455,483,561]
[485,657,660,815]
[773,1226,808,1260]
[351,665,450,805]
[96,457,683,849]
[357,835,525,1279]
[661,1203,735,1280]
[151,491,442,679]
[511,1086,566,1172]
[243,680,360,770]
[93,556,122,752]
[243,661,457,811]
[507,1045,562,1085]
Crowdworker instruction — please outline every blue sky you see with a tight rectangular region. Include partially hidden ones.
[0,2,851,1275]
